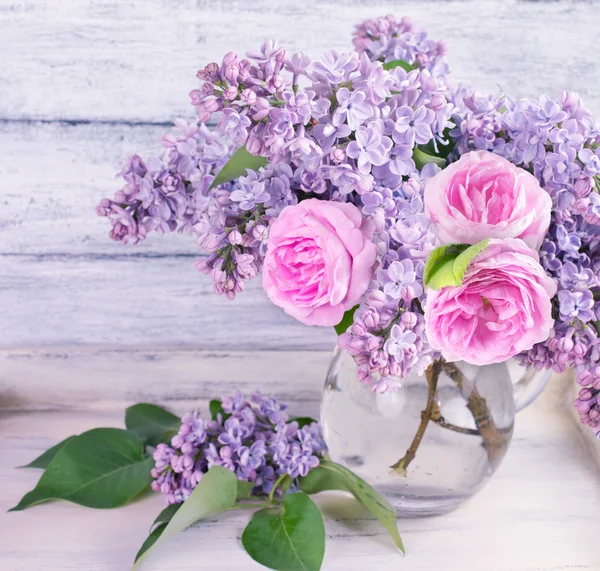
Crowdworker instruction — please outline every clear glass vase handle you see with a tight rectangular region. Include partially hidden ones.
[508,360,552,412]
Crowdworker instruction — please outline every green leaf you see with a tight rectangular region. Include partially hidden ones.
[334,305,359,336]
[133,466,238,568]
[237,479,255,500]
[20,436,76,469]
[423,239,489,291]
[209,399,226,421]
[299,460,404,553]
[125,403,180,447]
[289,416,318,429]
[134,504,181,562]
[209,145,268,190]
[453,239,489,283]
[413,147,446,170]
[423,244,468,290]
[418,127,455,160]
[135,523,168,563]
[382,59,415,72]
[152,503,181,528]
[242,492,325,571]
[10,428,153,511]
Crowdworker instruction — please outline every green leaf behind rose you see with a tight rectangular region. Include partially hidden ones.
[413,147,446,170]
[334,305,359,336]
[423,239,489,290]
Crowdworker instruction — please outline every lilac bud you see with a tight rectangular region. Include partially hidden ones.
[171,434,184,448]
[573,177,593,198]
[181,442,195,455]
[246,133,264,155]
[330,148,346,163]
[430,93,447,111]
[205,62,219,74]
[267,74,285,93]
[366,290,387,310]
[363,309,380,329]
[560,90,580,111]
[240,88,257,106]
[222,51,238,66]
[252,98,270,121]
[401,311,418,329]
[223,86,238,100]
[351,322,366,336]
[228,229,243,244]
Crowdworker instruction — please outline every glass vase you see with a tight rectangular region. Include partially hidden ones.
[321,347,550,516]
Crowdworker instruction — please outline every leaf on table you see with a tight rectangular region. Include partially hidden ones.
[209,145,268,190]
[299,460,404,553]
[152,503,181,529]
[9,428,154,511]
[133,466,239,568]
[135,503,182,562]
[125,403,181,447]
[237,479,255,500]
[19,436,77,469]
[134,522,168,563]
[242,492,325,571]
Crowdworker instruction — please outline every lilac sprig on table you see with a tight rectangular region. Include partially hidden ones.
[151,391,326,504]
[11,393,404,571]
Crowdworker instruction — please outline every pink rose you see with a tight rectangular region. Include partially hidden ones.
[424,150,551,250]
[425,239,556,365]
[262,199,377,326]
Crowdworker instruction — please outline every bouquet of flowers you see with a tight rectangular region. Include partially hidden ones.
[98,14,600,439]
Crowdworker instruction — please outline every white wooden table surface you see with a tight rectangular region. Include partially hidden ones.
[1,1,600,570]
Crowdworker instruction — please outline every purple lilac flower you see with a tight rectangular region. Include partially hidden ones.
[151,391,326,504]
[310,50,358,85]
[393,105,435,145]
[378,259,423,302]
[332,88,375,130]
[558,290,595,322]
[346,122,392,174]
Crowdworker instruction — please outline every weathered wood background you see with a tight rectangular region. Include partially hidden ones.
[1,1,600,569]
[1,0,600,357]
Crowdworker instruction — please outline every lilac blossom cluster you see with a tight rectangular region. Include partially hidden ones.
[96,121,235,245]
[450,86,600,435]
[97,120,282,298]
[352,14,449,79]
[97,17,600,435]
[338,168,441,392]
[151,391,326,504]
[186,30,453,386]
